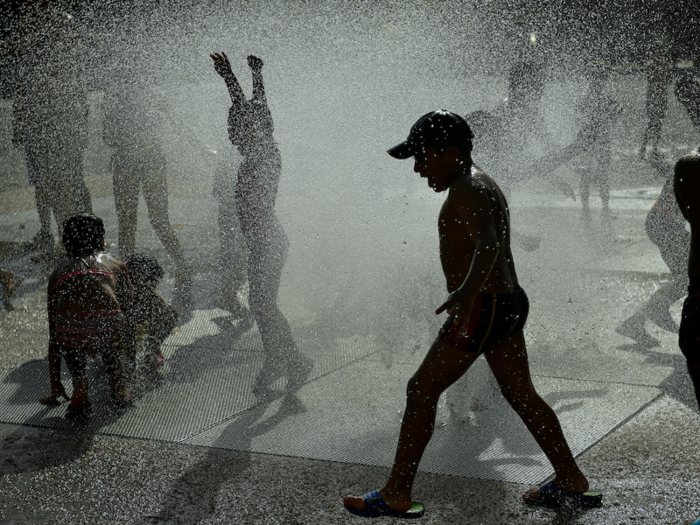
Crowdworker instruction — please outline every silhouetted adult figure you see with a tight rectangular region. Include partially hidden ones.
[102,74,192,310]
[211,52,312,397]
[8,0,91,255]
[674,148,700,409]
[531,68,621,224]
[468,59,576,203]
[675,67,700,133]
[617,157,689,345]
[639,39,672,159]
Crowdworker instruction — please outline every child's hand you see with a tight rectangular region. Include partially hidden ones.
[247,55,263,71]
[211,52,233,78]
[40,382,70,406]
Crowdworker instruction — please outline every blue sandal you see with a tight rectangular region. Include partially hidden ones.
[344,489,425,519]
[524,480,603,508]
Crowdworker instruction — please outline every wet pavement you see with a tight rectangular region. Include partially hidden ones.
[0,179,699,524]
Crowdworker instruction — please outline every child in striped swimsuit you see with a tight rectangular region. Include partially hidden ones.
[40,214,135,419]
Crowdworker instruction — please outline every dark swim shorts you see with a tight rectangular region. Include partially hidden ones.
[438,286,529,354]
[679,277,700,367]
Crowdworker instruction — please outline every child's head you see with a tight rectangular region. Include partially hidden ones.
[62,214,105,258]
[388,110,474,160]
[125,254,164,290]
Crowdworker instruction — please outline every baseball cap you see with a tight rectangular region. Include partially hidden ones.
[387,110,473,159]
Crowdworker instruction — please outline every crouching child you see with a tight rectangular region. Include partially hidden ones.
[125,254,179,374]
[40,214,135,420]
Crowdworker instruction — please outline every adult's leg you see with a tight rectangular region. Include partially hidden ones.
[484,331,588,496]
[30,179,54,253]
[579,167,592,222]
[344,338,480,512]
[644,224,690,331]
[112,155,140,261]
[141,156,186,269]
[141,156,191,308]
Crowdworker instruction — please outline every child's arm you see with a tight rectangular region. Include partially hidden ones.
[211,52,246,108]
[248,55,267,105]
[40,277,69,405]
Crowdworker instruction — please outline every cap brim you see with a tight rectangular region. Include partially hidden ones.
[387,141,414,159]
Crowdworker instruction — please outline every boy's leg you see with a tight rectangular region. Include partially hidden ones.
[484,331,589,497]
[345,338,480,512]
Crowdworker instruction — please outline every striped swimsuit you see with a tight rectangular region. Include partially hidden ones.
[54,266,124,352]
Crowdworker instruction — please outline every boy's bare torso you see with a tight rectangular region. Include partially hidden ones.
[439,165,519,294]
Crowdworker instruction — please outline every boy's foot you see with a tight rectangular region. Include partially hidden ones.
[343,490,425,518]
[523,480,602,508]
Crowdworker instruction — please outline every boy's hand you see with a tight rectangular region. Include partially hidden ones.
[247,55,263,70]
[436,289,476,328]
[211,52,233,78]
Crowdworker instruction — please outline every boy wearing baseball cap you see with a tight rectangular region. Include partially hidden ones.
[343,111,601,518]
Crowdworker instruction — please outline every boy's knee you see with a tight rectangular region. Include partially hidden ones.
[406,376,441,405]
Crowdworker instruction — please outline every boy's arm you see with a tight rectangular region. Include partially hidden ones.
[436,183,501,319]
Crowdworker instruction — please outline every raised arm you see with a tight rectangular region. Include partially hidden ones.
[247,55,267,104]
[211,52,245,107]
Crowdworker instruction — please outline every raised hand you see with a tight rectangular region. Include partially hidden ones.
[247,55,263,71]
[211,52,233,78]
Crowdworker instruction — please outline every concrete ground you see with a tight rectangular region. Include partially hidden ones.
[0,176,699,524]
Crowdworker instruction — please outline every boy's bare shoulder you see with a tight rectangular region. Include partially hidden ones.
[448,166,499,204]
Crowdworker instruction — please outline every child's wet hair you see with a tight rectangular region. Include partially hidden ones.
[125,254,164,287]
[62,214,105,258]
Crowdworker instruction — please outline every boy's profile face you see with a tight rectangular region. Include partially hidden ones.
[413,147,460,193]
